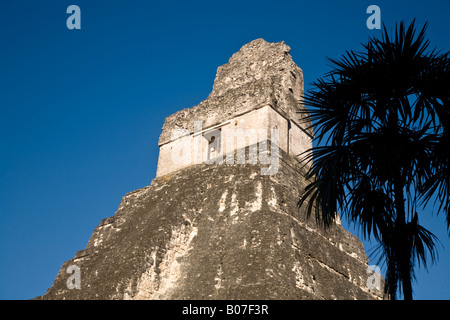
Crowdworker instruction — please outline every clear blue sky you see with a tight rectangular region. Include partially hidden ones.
[1,0,449,300]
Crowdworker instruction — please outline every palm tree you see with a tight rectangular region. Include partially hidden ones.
[298,20,450,300]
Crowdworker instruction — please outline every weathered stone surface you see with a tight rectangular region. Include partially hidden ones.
[155,39,313,178]
[158,39,312,147]
[37,39,385,300]
[37,147,384,300]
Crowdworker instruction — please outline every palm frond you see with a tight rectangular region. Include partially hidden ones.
[297,20,450,300]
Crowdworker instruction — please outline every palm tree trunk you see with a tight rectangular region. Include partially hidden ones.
[393,179,413,300]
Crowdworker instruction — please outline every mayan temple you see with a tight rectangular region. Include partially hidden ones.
[37,39,385,300]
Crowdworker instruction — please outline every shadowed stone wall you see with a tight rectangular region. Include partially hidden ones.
[37,147,384,300]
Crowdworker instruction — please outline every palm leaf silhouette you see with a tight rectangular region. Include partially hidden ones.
[298,20,449,300]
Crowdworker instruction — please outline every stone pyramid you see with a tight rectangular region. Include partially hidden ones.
[37,39,385,300]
